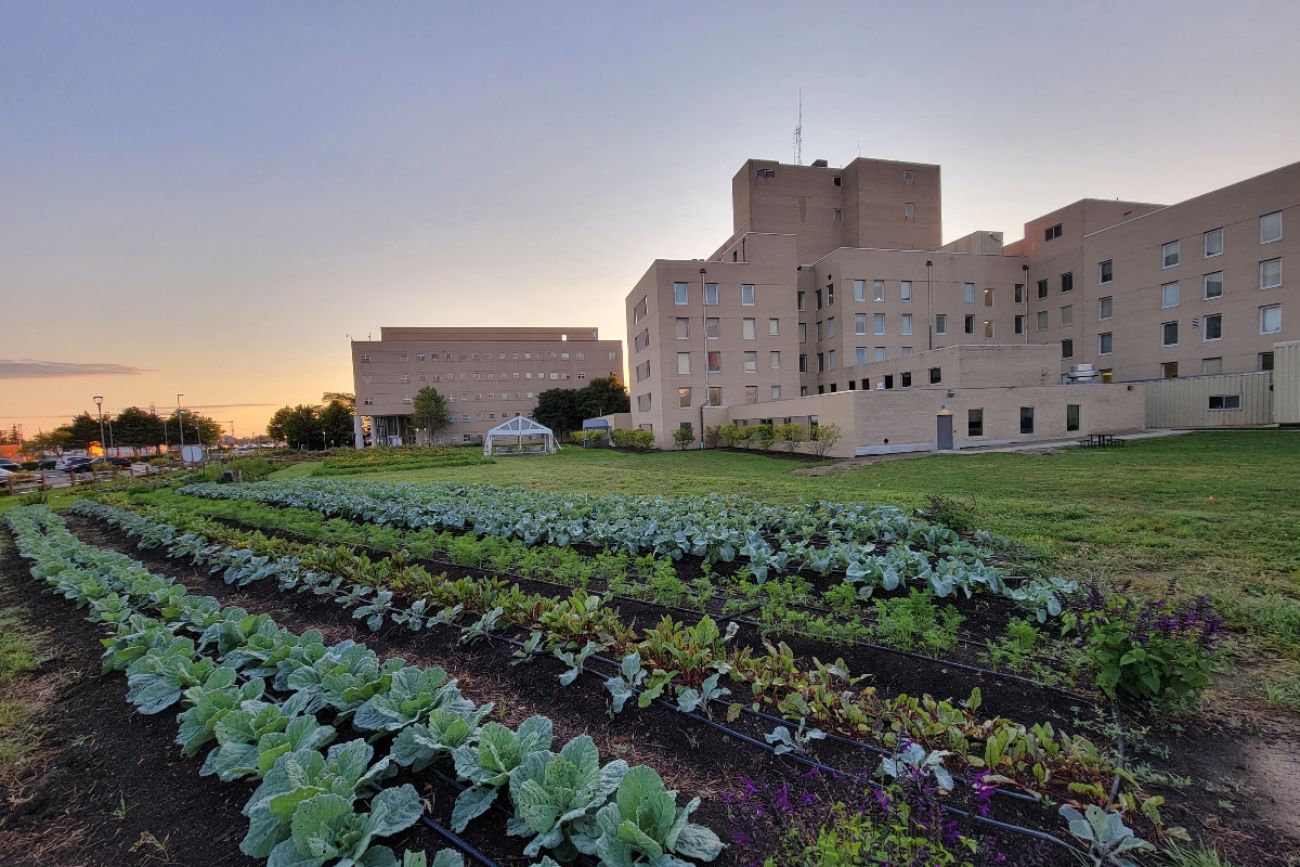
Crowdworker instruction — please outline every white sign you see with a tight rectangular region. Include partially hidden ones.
[181,445,205,464]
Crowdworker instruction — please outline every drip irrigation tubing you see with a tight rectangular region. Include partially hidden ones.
[76,509,1109,856]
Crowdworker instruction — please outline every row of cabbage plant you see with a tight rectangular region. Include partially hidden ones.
[73,498,1129,812]
[178,480,1075,620]
[6,505,723,867]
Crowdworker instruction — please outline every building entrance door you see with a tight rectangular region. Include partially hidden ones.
[936,411,954,450]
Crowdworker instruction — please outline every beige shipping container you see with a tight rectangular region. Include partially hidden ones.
[1275,341,1300,426]
[1145,372,1274,428]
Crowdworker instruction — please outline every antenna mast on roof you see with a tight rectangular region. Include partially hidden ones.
[793,89,803,165]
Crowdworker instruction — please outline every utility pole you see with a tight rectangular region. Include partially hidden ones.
[229,420,236,448]
[176,393,185,450]
[93,395,106,458]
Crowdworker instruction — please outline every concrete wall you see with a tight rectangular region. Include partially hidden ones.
[1145,372,1275,427]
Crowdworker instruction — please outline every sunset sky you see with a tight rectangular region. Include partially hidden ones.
[4,1,1299,439]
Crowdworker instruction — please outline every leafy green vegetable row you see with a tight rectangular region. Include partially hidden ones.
[74,498,1123,811]
[177,480,1075,618]
[8,505,723,867]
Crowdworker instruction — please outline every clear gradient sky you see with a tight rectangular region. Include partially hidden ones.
[3,1,1299,439]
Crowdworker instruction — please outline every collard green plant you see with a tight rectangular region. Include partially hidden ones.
[571,765,722,866]
[450,716,554,832]
[507,734,629,858]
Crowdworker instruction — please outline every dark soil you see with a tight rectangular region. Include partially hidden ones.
[64,513,1074,866]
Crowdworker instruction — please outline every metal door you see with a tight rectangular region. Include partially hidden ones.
[936,413,953,450]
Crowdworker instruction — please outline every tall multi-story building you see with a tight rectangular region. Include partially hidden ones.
[626,156,1298,449]
[351,327,623,446]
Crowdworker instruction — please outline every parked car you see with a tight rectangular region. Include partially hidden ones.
[59,457,95,473]
[0,467,13,479]
[0,458,20,471]
[105,456,133,467]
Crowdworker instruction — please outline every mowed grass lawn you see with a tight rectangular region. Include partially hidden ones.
[279,430,1300,666]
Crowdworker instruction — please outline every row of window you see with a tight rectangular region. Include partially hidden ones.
[673,282,757,306]
[803,281,999,311]
[670,316,781,340]
[360,350,614,364]
[1060,304,1282,360]
[1160,212,1283,270]
[362,392,543,406]
[371,370,592,385]
[671,350,780,376]
[675,385,783,408]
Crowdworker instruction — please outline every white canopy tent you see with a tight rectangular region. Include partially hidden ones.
[482,415,557,456]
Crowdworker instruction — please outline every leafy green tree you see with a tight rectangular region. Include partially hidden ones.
[673,424,695,450]
[411,388,450,443]
[113,406,165,448]
[533,388,580,438]
[24,429,70,456]
[575,376,630,420]
[320,400,354,448]
[268,405,323,450]
[58,412,102,450]
[164,409,223,446]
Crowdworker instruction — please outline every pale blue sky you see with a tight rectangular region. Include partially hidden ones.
[3,0,1298,435]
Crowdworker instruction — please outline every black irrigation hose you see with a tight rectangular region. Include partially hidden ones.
[82,510,1099,859]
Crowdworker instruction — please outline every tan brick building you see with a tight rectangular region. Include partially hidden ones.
[627,156,1298,451]
[351,327,622,446]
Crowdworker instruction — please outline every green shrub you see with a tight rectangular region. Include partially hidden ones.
[715,423,738,447]
[773,422,805,453]
[750,423,776,451]
[673,424,695,450]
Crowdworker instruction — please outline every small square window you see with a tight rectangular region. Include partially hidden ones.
[833,208,843,222]
[1162,321,1179,347]
[853,279,866,301]
[1204,272,1223,299]
[1036,310,1048,330]
[1099,332,1113,355]
[1204,228,1223,258]
[1099,260,1113,283]
[929,367,941,384]
[673,282,688,305]
[705,283,719,305]
[1162,240,1180,268]
[741,284,756,305]
[1260,211,1283,244]
[1161,282,1180,308]
[903,169,914,183]
[904,202,915,218]
[1260,304,1282,334]
[742,318,756,340]
[1204,313,1222,341]
[1260,258,1282,289]
[1044,223,1062,241]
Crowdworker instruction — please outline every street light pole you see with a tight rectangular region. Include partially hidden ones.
[93,395,105,457]
[177,393,185,450]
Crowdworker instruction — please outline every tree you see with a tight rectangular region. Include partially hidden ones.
[411,388,450,443]
[673,424,695,450]
[320,400,354,448]
[164,409,222,446]
[267,405,323,450]
[58,412,102,450]
[24,429,70,457]
[267,406,294,442]
[322,392,356,411]
[113,406,165,448]
[533,389,580,438]
[574,377,630,420]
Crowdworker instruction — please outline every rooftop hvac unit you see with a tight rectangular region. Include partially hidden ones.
[1066,363,1098,383]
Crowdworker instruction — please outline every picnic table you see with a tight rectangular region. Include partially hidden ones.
[1080,433,1125,448]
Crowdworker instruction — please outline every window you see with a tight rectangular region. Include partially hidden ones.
[797,322,806,343]
[855,346,867,365]
[1062,338,1074,359]
[1014,314,1025,334]
[827,283,834,304]
[678,387,692,408]
[401,374,411,384]
[1036,310,1048,330]
[1204,228,1223,258]
[743,351,758,374]
[874,313,886,335]
[742,318,756,340]
[1162,321,1179,346]
[704,282,719,305]
[833,208,843,222]
[1044,223,1062,241]
[874,346,887,362]
[929,367,942,384]
[1020,407,1034,434]
[827,350,836,370]
[676,352,691,375]
[673,282,688,305]
[935,314,947,335]
[883,375,893,389]
[637,393,652,412]
[1067,404,1081,432]
[854,313,867,335]
[874,280,886,302]
[1014,283,1024,303]
[900,371,912,388]
[770,350,781,369]
[1204,272,1223,299]
[1260,258,1282,289]
[1260,351,1275,371]
[634,328,650,351]
[900,280,912,302]
[741,284,756,305]
[1203,357,1222,375]
[904,169,914,183]
[1099,332,1113,355]
[827,317,837,338]
[399,353,409,362]
[416,353,426,363]
[1099,369,1113,384]
[901,313,913,335]
[1162,240,1180,268]
[984,288,994,307]
[1204,313,1223,341]
[1260,304,1282,334]
[1208,394,1242,411]
[707,386,722,405]
[1037,279,1048,299]
[1260,211,1283,244]
[1162,361,1179,379]
[767,318,779,336]
[902,346,913,355]
[1161,282,1180,308]
[816,352,824,372]
[797,291,805,311]
[1099,260,1113,284]
[1099,296,1113,320]
[815,289,823,310]
[964,314,975,335]
[968,408,984,437]
[771,385,782,400]
[360,354,370,363]
[675,318,690,339]
[799,354,808,373]
[707,350,722,372]
[1061,305,1073,325]
[964,283,975,304]
[1061,272,1073,293]
[904,202,915,218]
[854,279,865,301]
